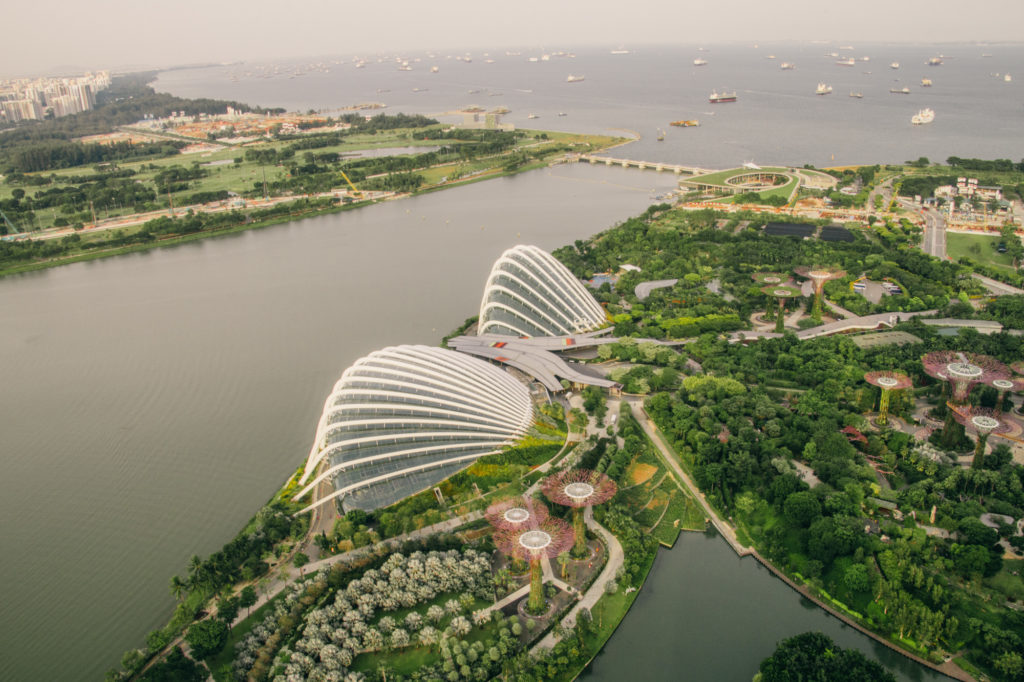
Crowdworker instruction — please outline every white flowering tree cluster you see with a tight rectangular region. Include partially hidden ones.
[259,549,491,682]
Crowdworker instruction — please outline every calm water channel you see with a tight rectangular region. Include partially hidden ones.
[0,164,677,680]
[582,532,946,682]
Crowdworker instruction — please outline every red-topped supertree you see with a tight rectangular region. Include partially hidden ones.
[760,284,802,334]
[989,377,1024,412]
[485,496,548,531]
[794,267,846,323]
[494,516,573,614]
[864,371,913,426]
[952,406,1013,468]
[542,469,617,558]
[921,351,1009,405]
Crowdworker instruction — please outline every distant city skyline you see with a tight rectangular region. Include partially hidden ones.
[4,0,1023,78]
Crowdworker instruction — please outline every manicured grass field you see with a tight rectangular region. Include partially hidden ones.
[946,232,1016,270]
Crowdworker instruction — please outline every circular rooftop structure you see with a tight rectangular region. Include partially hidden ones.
[296,345,533,513]
[478,245,608,338]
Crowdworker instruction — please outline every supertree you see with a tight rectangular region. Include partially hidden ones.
[921,351,1009,405]
[752,273,788,321]
[760,284,802,334]
[485,496,548,531]
[864,371,912,426]
[952,406,1013,469]
[794,267,846,323]
[989,377,1024,412]
[493,516,573,614]
[541,469,617,558]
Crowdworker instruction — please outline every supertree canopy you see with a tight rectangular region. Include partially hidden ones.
[794,267,846,322]
[542,469,617,558]
[952,406,1013,468]
[485,496,548,532]
[751,272,789,285]
[494,516,573,613]
[760,284,802,334]
[921,351,1009,404]
[989,377,1024,412]
[864,371,913,426]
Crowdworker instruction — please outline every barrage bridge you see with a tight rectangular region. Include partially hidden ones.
[572,154,714,175]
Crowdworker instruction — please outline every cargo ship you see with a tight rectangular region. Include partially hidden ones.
[836,58,856,66]
[927,57,943,66]
[669,119,700,127]
[921,78,932,87]
[912,108,935,125]
[708,90,736,103]
[693,58,708,66]
[890,87,911,94]
[780,62,795,70]
[816,82,833,95]
[566,74,585,83]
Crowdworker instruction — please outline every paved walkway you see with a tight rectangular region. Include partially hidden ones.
[626,398,751,556]
[534,506,624,650]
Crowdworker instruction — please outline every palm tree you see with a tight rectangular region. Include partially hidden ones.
[169,574,187,601]
[557,552,570,580]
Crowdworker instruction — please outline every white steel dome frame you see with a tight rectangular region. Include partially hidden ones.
[295,345,533,513]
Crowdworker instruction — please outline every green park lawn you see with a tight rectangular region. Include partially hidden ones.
[946,232,1017,270]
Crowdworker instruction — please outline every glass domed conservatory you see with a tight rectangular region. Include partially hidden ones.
[478,245,608,338]
[295,345,533,513]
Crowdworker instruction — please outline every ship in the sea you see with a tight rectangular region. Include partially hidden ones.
[780,62,795,70]
[890,87,911,94]
[1005,73,1013,82]
[693,58,708,66]
[921,78,932,87]
[836,58,856,66]
[912,108,935,125]
[849,91,864,98]
[670,119,700,127]
[816,82,833,95]
[708,90,736,103]
[927,57,943,66]
[890,61,900,69]
[566,74,585,83]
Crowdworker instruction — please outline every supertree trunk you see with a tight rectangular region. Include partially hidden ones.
[775,298,786,334]
[528,558,544,613]
[878,389,891,425]
[572,507,587,558]
[811,290,823,323]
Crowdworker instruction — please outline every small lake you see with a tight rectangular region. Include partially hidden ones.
[582,531,947,682]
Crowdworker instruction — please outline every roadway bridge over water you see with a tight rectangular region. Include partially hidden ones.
[573,154,714,176]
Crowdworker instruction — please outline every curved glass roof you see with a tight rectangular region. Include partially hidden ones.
[478,245,607,338]
[296,345,533,513]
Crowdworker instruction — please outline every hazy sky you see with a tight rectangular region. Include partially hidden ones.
[5,0,1023,77]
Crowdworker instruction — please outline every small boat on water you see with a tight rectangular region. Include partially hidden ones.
[921,78,932,87]
[557,112,567,117]
[890,61,900,69]
[928,57,943,66]
[566,74,585,83]
[527,113,539,119]
[693,58,708,66]
[669,119,700,127]
[890,87,911,94]
[1005,74,1013,82]
[780,62,795,70]
[656,129,665,141]
[849,91,863,98]
[708,90,736,103]
[912,108,935,125]
[430,66,439,73]
[836,58,856,66]
[816,82,833,95]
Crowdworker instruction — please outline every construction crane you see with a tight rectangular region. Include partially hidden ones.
[338,169,363,199]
